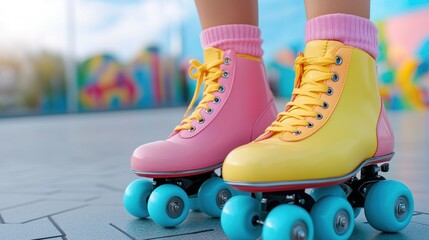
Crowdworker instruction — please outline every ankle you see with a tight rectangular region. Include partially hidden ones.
[305,13,378,59]
[200,24,263,57]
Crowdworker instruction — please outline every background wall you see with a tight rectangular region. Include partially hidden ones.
[0,0,428,116]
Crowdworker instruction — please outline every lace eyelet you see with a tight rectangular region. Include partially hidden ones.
[293,130,302,136]
[322,101,329,109]
[307,122,314,128]
[326,87,334,96]
[198,118,205,124]
[188,126,196,132]
[335,56,343,65]
[219,85,225,93]
[213,97,220,104]
[331,73,339,82]
[206,108,213,114]
[224,57,231,65]
[222,71,230,78]
[317,113,323,120]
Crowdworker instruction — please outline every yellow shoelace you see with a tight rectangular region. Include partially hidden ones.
[174,58,224,131]
[267,53,336,133]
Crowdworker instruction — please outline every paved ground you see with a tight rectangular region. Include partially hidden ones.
[0,101,428,240]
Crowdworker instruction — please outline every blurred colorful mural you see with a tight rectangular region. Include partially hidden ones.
[377,8,429,110]
[77,47,187,111]
[0,0,428,116]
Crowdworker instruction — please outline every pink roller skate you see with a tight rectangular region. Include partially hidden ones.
[123,45,276,227]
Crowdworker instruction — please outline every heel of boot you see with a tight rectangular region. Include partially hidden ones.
[251,98,277,140]
[374,101,394,157]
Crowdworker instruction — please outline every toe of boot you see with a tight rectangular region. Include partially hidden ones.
[131,140,188,175]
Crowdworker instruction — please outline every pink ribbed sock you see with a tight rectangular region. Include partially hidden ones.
[200,24,263,57]
[305,14,378,59]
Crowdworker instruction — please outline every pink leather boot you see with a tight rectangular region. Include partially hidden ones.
[124,46,276,227]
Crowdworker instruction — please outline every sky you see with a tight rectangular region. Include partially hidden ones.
[0,0,190,60]
[0,0,67,55]
[0,0,428,62]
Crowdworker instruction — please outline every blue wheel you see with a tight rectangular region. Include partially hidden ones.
[263,204,314,240]
[364,180,414,232]
[221,196,262,240]
[310,196,354,240]
[198,177,234,217]
[123,179,153,218]
[310,185,346,201]
[311,185,361,218]
[147,184,190,227]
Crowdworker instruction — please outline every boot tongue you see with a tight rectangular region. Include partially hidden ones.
[284,40,345,118]
[204,47,223,63]
[303,40,344,58]
[299,40,345,85]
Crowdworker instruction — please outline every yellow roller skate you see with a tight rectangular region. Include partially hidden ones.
[221,40,414,240]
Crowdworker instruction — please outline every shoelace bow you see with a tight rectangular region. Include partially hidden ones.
[174,58,224,131]
[266,53,336,133]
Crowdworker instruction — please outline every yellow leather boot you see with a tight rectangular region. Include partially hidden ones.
[221,40,413,240]
[223,40,393,189]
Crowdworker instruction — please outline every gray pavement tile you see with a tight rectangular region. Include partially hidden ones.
[353,210,429,238]
[412,212,429,226]
[0,218,62,240]
[87,192,123,206]
[35,238,64,240]
[52,205,133,240]
[47,180,106,190]
[413,193,429,213]
[49,188,114,195]
[0,194,44,210]
[17,174,80,186]
[96,183,125,192]
[113,211,227,240]
[1,200,88,223]
[351,221,428,240]
[0,187,61,195]
[137,229,223,240]
[46,182,128,195]
[99,174,137,189]
[45,192,100,202]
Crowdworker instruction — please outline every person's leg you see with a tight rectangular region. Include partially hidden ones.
[195,0,258,29]
[304,0,370,19]
[304,0,378,58]
[194,0,263,57]
[299,0,380,134]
